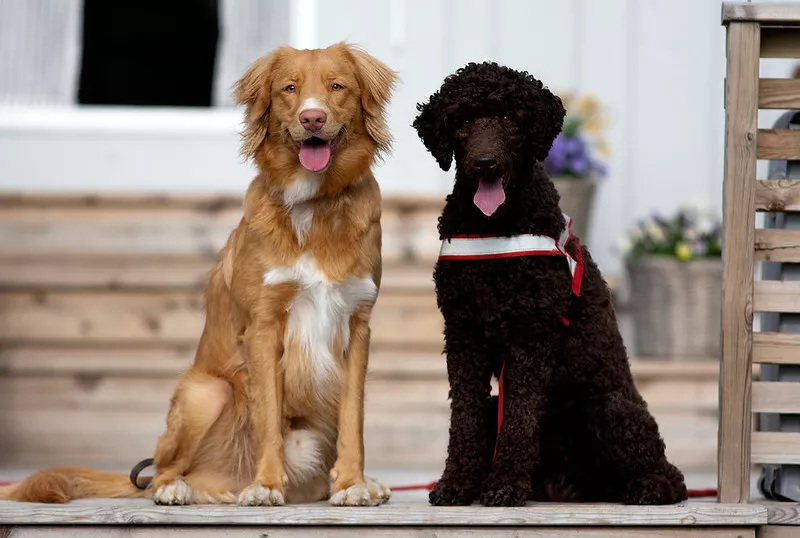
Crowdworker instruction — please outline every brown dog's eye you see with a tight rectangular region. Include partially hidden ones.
[284,84,296,93]
[332,83,344,90]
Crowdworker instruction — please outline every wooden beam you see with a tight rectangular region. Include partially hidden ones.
[755,229,800,262]
[759,79,800,109]
[752,381,800,413]
[752,431,800,464]
[758,129,800,161]
[0,526,761,538]
[755,180,800,212]
[0,497,769,526]
[753,280,800,312]
[719,20,759,504]
[753,331,800,364]
[723,2,800,25]
[761,28,800,58]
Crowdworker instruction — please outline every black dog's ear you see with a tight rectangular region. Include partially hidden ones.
[528,86,566,162]
[412,94,454,171]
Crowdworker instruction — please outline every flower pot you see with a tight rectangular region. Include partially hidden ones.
[552,177,597,242]
[626,256,722,359]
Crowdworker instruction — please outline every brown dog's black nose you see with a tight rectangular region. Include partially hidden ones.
[473,154,498,172]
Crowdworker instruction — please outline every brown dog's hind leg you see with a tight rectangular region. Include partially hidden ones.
[150,370,236,505]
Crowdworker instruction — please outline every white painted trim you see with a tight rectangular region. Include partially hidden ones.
[0,106,244,134]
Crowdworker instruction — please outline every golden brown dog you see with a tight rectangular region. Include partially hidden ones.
[0,42,397,506]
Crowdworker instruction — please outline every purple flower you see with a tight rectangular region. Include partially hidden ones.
[691,240,708,256]
[564,136,583,155]
[570,155,589,175]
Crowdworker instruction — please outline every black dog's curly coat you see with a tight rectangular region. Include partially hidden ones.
[412,62,688,507]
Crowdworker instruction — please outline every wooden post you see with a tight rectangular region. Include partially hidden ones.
[718,20,760,504]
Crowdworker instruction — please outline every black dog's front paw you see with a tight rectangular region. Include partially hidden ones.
[623,472,687,505]
[480,476,529,507]
[429,478,479,506]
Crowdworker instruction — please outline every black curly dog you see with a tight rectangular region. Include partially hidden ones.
[412,62,688,507]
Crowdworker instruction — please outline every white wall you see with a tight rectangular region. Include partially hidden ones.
[1,0,799,277]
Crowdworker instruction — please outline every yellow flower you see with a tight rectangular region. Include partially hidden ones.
[577,95,599,118]
[675,241,692,261]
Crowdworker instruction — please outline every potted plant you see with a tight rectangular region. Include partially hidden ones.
[621,205,723,359]
[544,92,608,242]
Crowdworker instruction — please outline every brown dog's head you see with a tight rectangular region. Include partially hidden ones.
[413,62,564,217]
[235,43,397,200]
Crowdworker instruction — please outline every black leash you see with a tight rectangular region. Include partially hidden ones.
[129,457,154,490]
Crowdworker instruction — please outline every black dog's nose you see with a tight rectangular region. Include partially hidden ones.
[473,155,498,171]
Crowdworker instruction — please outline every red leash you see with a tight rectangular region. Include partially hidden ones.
[389,481,718,498]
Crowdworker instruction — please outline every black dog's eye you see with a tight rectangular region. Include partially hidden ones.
[284,84,296,93]
[502,115,512,122]
[461,118,472,127]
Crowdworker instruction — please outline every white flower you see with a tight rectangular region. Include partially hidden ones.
[619,237,633,254]
[645,221,665,243]
[684,228,698,242]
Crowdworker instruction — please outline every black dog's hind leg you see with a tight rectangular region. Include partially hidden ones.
[583,391,688,505]
[429,327,496,506]
[480,340,554,507]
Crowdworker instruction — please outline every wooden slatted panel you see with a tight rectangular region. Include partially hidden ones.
[755,180,800,212]
[719,20,760,504]
[753,332,800,364]
[759,79,800,110]
[752,381,800,413]
[0,290,444,349]
[758,129,800,161]
[761,28,800,58]
[752,432,800,465]
[754,229,800,262]
[753,280,800,313]
[723,3,800,25]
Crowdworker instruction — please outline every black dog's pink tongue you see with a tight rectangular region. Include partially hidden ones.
[473,177,506,216]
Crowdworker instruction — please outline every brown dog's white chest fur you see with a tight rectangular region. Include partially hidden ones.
[263,250,377,404]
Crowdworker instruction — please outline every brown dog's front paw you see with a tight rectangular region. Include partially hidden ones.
[480,478,529,507]
[428,478,479,506]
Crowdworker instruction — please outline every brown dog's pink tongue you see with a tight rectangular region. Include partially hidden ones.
[298,141,331,172]
[473,178,506,216]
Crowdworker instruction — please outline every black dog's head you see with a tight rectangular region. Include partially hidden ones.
[412,62,565,217]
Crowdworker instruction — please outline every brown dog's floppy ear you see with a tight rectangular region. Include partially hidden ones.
[412,93,453,172]
[345,44,398,156]
[233,48,287,160]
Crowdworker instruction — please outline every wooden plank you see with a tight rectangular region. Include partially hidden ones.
[753,280,800,312]
[756,180,800,212]
[753,332,800,364]
[757,129,800,161]
[723,2,800,25]
[763,502,800,525]
[754,229,800,262]
[761,28,800,58]
[0,193,446,212]
[0,256,436,293]
[0,290,444,349]
[759,79,800,109]
[0,526,760,538]
[752,381,800,413]
[0,497,769,525]
[0,347,449,378]
[759,523,800,536]
[752,432,800,464]
[720,20,760,504]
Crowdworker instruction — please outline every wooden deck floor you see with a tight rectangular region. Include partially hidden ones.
[0,491,773,537]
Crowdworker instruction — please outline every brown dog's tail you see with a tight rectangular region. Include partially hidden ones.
[0,467,150,503]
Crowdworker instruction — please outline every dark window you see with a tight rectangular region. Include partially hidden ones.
[78,0,220,107]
